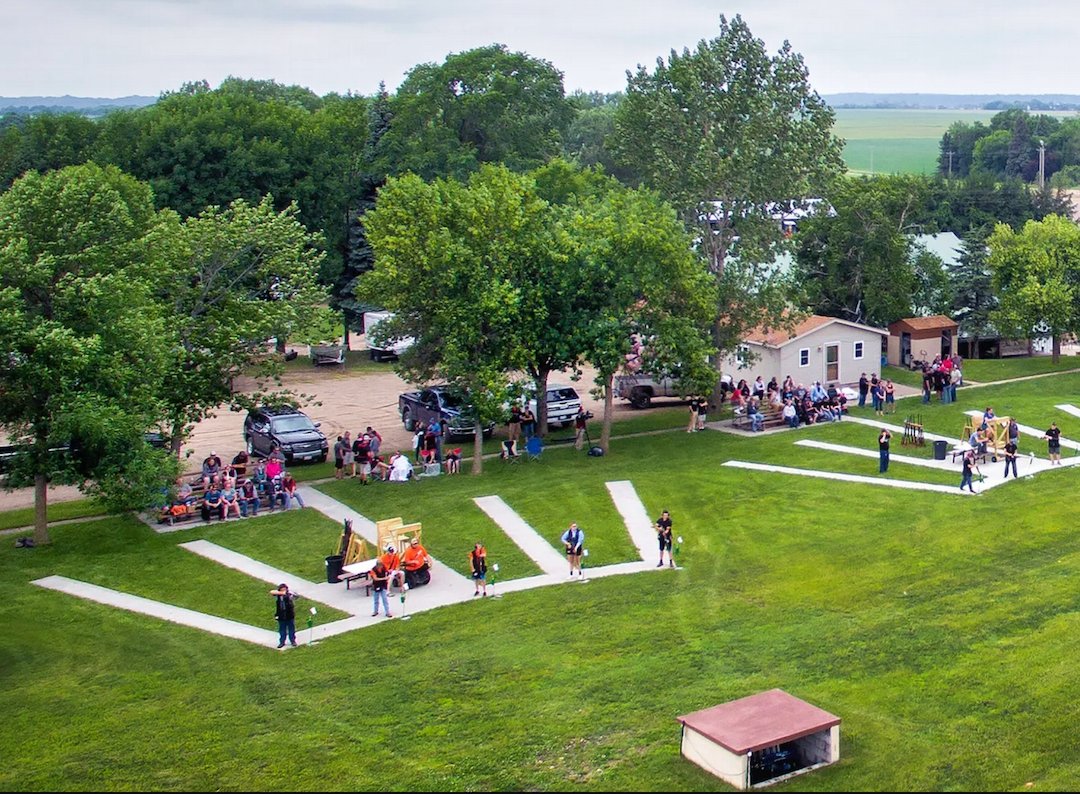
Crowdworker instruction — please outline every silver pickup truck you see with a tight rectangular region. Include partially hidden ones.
[613,374,682,409]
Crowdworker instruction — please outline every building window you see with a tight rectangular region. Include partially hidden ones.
[799,348,809,367]
[854,341,864,360]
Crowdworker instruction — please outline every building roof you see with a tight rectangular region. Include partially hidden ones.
[743,315,887,348]
[888,315,959,333]
[677,689,841,755]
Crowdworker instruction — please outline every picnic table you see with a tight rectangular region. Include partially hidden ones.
[339,558,378,594]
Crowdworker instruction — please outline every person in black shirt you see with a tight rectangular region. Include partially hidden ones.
[270,583,297,648]
[858,373,869,408]
[960,451,978,493]
[878,428,891,473]
[1042,423,1063,466]
[656,510,674,568]
[1003,441,1018,479]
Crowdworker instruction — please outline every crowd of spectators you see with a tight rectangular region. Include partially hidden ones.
[727,374,848,431]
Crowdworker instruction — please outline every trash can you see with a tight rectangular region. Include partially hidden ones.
[325,554,344,584]
[933,439,947,461]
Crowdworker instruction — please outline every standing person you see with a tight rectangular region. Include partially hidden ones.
[858,373,869,408]
[342,430,355,478]
[574,408,588,450]
[507,405,522,444]
[354,433,372,485]
[428,417,445,463]
[1007,417,1020,449]
[872,379,885,417]
[884,379,896,414]
[365,426,382,459]
[520,405,536,440]
[412,421,425,463]
[561,522,585,578]
[696,396,709,430]
[921,367,933,404]
[960,450,978,493]
[469,542,487,597]
[1003,439,1019,479]
[656,510,674,568]
[949,366,961,402]
[878,428,892,473]
[330,438,343,481]
[687,399,699,433]
[270,583,298,648]
[368,560,393,618]
[1042,422,1063,466]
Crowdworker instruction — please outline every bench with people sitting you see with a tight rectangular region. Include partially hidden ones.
[158,454,307,525]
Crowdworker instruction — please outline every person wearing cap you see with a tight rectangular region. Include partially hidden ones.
[402,537,432,587]
[269,583,298,647]
[368,560,393,618]
[239,477,260,517]
[380,543,405,589]
[201,451,222,489]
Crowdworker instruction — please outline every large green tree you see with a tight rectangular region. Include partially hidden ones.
[0,164,178,543]
[988,214,1080,362]
[612,15,845,402]
[154,196,327,455]
[383,44,574,181]
[359,166,541,473]
[949,227,997,357]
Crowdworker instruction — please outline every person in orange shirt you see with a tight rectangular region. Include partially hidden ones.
[402,537,432,587]
[380,543,405,589]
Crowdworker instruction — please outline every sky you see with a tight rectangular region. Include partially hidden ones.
[6,0,1078,99]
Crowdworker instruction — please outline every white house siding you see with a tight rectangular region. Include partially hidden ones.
[723,323,885,388]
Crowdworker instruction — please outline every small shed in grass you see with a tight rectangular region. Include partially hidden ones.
[677,689,841,789]
[888,315,958,368]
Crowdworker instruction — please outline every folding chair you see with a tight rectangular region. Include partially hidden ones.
[525,435,543,462]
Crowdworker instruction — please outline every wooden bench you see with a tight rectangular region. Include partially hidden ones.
[158,483,280,525]
[731,408,787,432]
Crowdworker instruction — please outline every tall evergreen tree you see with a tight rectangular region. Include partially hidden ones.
[949,227,996,357]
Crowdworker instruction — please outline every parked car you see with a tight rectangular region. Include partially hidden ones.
[363,310,414,362]
[242,406,329,463]
[517,383,582,428]
[399,386,495,439]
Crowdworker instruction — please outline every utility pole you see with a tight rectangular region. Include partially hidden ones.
[1038,139,1046,189]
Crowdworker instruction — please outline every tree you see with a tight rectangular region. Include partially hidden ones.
[949,227,996,357]
[154,196,327,455]
[988,214,1080,362]
[383,44,574,181]
[0,164,178,544]
[794,176,933,327]
[612,15,845,404]
[359,166,541,473]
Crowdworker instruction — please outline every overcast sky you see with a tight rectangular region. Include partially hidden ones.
[7,0,1078,98]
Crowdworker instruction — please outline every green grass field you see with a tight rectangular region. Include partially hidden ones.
[833,108,1077,176]
[8,371,1080,790]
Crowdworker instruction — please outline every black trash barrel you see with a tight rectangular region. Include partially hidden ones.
[933,439,948,461]
[325,554,344,584]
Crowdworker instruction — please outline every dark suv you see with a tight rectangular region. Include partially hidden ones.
[243,407,329,464]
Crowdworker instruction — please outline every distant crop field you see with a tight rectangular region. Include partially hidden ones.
[833,108,1078,175]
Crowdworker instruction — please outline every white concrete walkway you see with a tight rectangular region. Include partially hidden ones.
[1055,403,1080,420]
[473,495,569,577]
[31,575,280,647]
[605,480,659,562]
[722,460,975,495]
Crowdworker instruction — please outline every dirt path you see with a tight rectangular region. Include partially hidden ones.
[0,353,676,511]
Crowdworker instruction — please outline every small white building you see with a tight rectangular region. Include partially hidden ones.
[723,315,888,389]
[678,689,841,789]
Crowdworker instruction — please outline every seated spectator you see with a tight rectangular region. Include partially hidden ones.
[767,376,779,395]
[201,486,225,522]
[444,447,462,475]
[252,460,268,494]
[752,376,766,400]
[736,378,750,398]
[782,399,799,429]
[501,438,519,459]
[835,392,848,416]
[201,451,223,488]
[794,383,808,401]
[372,454,392,481]
[281,473,304,509]
[748,397,765,432]
[730,387,746,416]
[220,481,242,519]
[818,404,836,423]
[175,478,196,506]
[421,428,438,465]
[767,388,783,410]
[810,381,828,403]
[230,450,249,479]
[239,478,260,517]
[826,383,838,401]
[389,452,414,482]
[265,452,284,481]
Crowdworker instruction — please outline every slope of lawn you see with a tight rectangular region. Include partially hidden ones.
[6,375,1080,790]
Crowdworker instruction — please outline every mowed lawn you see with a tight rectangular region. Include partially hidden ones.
[7,375,1080,790]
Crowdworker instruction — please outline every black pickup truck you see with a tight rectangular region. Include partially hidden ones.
[398,386,495,439]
